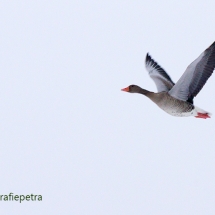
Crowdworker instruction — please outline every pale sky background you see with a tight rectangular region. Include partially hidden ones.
[1,1,215,214]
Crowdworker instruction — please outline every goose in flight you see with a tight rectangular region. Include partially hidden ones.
[121,42,215,119]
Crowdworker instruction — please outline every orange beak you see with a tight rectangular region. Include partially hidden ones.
[121,87,129,92]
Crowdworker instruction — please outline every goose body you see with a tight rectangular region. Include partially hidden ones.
[149,92,195,117]
[122,42,215,119]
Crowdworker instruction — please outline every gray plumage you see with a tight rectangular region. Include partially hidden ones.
[145,53,175,92]
[169,41,215,103]
[121,41,215,118]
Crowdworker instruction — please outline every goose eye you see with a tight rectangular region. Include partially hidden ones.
[131,85,134,87]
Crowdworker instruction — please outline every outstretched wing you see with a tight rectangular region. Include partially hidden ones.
[145,53,175,92]
[169,41,215,104]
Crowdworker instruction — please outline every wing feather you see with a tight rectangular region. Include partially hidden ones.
[169,41,215,103]
[145,53,175,92]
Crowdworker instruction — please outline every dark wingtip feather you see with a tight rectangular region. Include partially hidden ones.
[145,53,151,63]
[189,41,215,98]
[209,41,215,48]
[145,53,175,86]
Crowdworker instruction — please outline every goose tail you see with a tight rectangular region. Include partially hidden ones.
[194,106,212,119]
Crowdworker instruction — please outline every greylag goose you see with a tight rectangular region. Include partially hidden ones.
[122,42,215,119]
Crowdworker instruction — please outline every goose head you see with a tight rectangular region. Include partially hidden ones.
[121,85,142,93]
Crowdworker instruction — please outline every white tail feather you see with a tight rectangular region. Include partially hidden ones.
[194,106,212,117]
